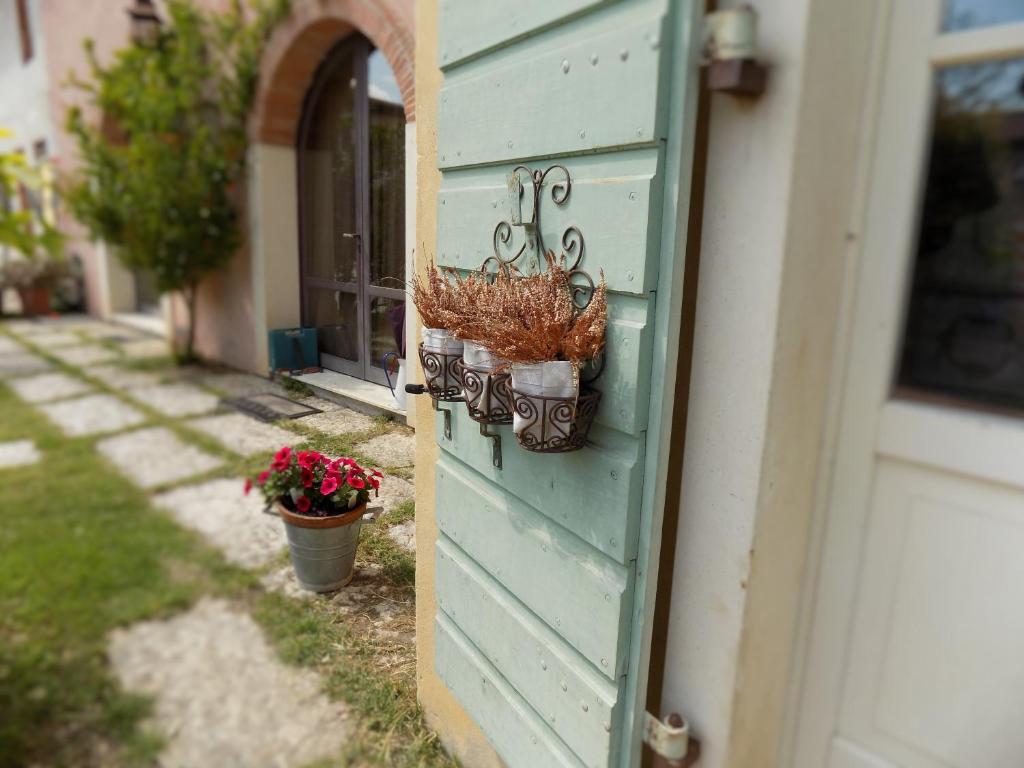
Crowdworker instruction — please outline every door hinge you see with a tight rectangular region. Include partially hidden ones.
[643,712,700,767]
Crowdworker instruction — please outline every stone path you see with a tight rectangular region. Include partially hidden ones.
[0,439,41,469]
[357,430,416,468]
[97,427,222,489]
[6,371,93,403]
[2,316,422,766]
[186,412,301,456]
[0,352,52,378]
[127,383,220,418]
[109,599,349,768]
[49,344,121,367]
[39,393,147,437]
[152,479,286,569]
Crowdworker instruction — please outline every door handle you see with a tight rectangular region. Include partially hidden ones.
[340,232,361,240]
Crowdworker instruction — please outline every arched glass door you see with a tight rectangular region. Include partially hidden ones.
[298,35,406,386]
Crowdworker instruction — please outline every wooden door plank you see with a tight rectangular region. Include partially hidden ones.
[436,615,587,768]
[437,458,633,678]
[437,11,670,168]
[438,537,623,766]
[437,417,644,565]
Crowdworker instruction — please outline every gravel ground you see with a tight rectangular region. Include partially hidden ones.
[109,598,349,768]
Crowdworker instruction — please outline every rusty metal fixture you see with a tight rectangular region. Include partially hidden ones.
[461,366,514,425]
[511,387,601,453]
[417,343,464,402]
[483,164,596,311]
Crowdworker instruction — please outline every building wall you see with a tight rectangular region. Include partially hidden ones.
[659,0,882,766]
[33,0,414,374]
[0,0,54,157]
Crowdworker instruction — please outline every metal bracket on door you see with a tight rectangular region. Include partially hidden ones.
[643,712,700,767]
[478,423,502,469]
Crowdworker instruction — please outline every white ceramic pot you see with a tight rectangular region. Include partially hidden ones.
[421,327,463,354]
[510,361,578,438]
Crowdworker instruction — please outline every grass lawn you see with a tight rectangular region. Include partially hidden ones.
[0,329,451,768]
[0,382,251,767]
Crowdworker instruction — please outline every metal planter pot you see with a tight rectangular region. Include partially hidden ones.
[276,502,365,593]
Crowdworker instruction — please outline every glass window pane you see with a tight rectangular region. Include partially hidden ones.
[367,49,406,289]
[301,47,359,284]
[897,58,1024,410]
[305,287,360,363]
[368,296,405,368]
[943,0,1024,32]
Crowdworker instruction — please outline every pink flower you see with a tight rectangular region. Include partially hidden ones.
[320,474,339,496]
[297,450,314,469]
[257,471,270,485]
[295,495,311,514]
[301,468,314,488]
[346,472,366,490]
[243,478,253,495]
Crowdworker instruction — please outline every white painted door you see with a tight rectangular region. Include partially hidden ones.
[794,2,1024,767]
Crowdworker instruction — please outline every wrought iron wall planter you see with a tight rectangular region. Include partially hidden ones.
[411,343,464,441]
[511,387,602,453]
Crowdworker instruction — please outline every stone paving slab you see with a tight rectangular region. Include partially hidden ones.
[97,427,222,489]
[109,598,348,768]
[375,474,414,516]
[0,352,52,378]
[199,372,286,398]
[186,412,302,457]
[50,344,120,367]
[0,336,25,355]
[118,337,170,360]
[0,439,41,469]
[152,478,286,569]
[85,365,164,391]
[39,393,147,437]
[21,330,81,348]
[387,520,416,552]
[355,430,415,468]
[126,383,220,418]
[7,372,93,403]
[296,403,376,436]
[3,320,54,336]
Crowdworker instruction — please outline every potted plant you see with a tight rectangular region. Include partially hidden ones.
[1,257,68,316]
[247,447,382,592]
[411,261,465,398]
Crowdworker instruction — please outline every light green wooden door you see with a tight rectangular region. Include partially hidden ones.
[433,1,701,765]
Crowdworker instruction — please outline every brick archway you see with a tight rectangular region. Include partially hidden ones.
[255,0,414,146]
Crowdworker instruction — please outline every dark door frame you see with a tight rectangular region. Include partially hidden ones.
[296,34,405,386]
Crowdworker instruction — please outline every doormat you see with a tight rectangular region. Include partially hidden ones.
[223,393,321,423]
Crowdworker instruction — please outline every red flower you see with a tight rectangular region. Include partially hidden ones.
[275,446,292,462]
[370,469,383,479]
[257,471,270,485]
[320,474,339,496]
[347,472,366,490]
[301,468,314,488]
[271,446,293,472]
[368,476,380,490]
[295,495,311,514]
[243,478,253,495]
[297,450,314,469]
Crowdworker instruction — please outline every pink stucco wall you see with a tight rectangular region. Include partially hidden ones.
[38,0,414,375]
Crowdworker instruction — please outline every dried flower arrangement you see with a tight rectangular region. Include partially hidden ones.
[411,260,463,330]
[452,256,607,371]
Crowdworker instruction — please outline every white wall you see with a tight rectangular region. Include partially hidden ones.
[0,0,54,158]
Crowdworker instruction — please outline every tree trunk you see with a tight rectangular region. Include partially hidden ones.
[181,281,198,363]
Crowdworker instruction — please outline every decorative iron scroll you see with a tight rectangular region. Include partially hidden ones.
[511,388,602,453]
[417,344,464,402]
[461,367,514,425]
[482,164,596,311]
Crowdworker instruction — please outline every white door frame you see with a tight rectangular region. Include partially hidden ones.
[789,3,1024,765]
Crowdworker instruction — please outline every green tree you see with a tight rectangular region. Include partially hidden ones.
[66,0,288,360]
[0,131,62,261]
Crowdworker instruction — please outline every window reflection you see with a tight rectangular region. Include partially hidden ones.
[897,58,1024,410]
[943,0,1024,33]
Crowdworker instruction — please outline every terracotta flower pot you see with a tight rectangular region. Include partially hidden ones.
[17,286,50,317]
[276,501,366,592]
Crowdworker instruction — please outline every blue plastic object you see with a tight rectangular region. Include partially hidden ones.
[268,327,319,373]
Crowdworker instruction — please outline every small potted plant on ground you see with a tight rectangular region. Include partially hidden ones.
[247,447,382,592]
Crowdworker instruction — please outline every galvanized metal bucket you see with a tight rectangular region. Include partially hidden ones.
[277,502,365,593]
